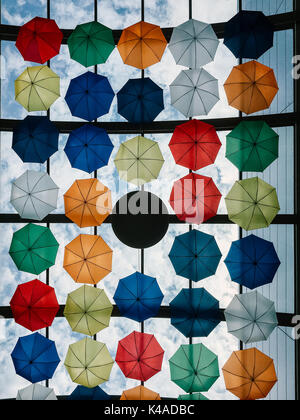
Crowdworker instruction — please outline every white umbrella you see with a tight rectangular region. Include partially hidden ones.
[10,170,59,221]
[16,384,57,400]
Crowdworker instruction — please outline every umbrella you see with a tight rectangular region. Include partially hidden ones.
[113,271,164,322]
[114,136,164,187]
[65,71,115,121]
[64,124,114,173]
[116,331,164,382]
[10,170,59,221]
[64,178,112,228]
[169,343,219,393]
[169,19,219,68]
[178,393,209,401]
[224,10,274,60]
[15,65,60,111]
[170,288,221,338]
[117,78,164,124]
[68,385,110,400]
[224,61,279,115]
[12,116,59,164]
[17,384,57,400]
[64,337,114,388]
[222,348,277,400]
[10,279,59,332]
[170,69,219,118]
[226,121,279,172]
[63,234,112,284]
[9,224,59,275]
[224,234,281,290]
[68,21,115,67]
[169,119,221,171]
[225,177,280,231]
[117,21,167,69]
[64,285,113,336]
[120,386,161,401]
[11,332,60,383]
[170,173,222,225]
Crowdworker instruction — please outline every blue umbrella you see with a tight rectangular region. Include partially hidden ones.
[169,230,222,282]
[113,272,164,322]
[117,77,164,123]
[64,124,114,173]
[11,332,60,383]
[65,71,115,121]
[170,288,221,338]
[224,234,281,290]
[68,386,110,400]
[12,116,59,164]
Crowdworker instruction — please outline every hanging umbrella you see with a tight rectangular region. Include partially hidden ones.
[116,331,164,382]
[117,78,164,124]
[9,224,59,275]
[113,271,164,322]
[224,234,281,290]
[68,385,110,400]
[65,71,114,121]
[63,234,113,284]
[11,332,60,383]
[64,178,112,228]
[114,136,164,187]
[225,177,280,231]
[169,119,221,171]
[222,348,277,400]
[120,386,161,401]
[169,343,219,393]
[15,66,60,112]
[17,384,57,400]
[64,337,114,388]
[224,61,279,115]
[178,393,209,401]
[226,121,279,172]
[117,21,167,69]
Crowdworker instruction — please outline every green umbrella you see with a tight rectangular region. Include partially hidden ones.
[178,393,209,401]
[169,343,219,393]
[9,224,59,275]
[226,121,279,172]
[225,177,280,231]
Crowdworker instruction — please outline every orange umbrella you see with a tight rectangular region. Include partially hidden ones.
[224,60,279,114]
[117,21,167,69]
[63,234,112,284]
[64,179,112,228]
[120,385,161,401]
[222,348,277,400]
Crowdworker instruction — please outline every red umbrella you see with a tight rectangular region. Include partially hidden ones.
[116,331,164,382]
[170,173,222,225]
[16,17,63,64]
[10,279,59,332]
[169,119,221,171]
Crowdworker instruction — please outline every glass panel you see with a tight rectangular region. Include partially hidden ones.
[0,0,47,25]
[242,0,293,15]
[50,0,94,29]
[144,0,189,27]
[193,0,238,23]
[98,0,141,29]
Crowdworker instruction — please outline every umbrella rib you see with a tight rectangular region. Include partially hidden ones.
[170,360,193,374]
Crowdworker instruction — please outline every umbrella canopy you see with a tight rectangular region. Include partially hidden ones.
[117,21,167,69]
[11,170,59,221]
[116,331,164,382]
[9,224,59,275]
[64,285,113,336]
[178,393,209,401]
[114,136,164,187]
[63,234,112,284]
[226,121,279,172]
[68,386,110,400]
[169,343,219,393]
[225,177,280,231]
[10,279,59,332]
[120,386,161,401]
[65,71,115,121]
[113,272,164,322]
[224,61,279,115]
[117,78,164,124]
[64,337,114,388]
[224,234,281,290]
[11,332,60,383]
[64,178,112,228]
[68,21,115,67]
[15,65,60,111]
[17,384,57,400]
[222,348,277,400]
[170,69,219,118]
[169,119,221,171]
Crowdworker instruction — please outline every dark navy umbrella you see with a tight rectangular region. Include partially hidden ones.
[12,116,59,164]
[113,272,164,322]
[224,234,281,290]
[68,386,110,400]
